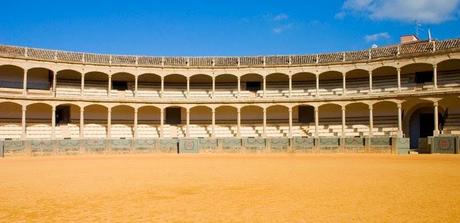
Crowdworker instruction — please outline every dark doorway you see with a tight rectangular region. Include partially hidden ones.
[246,82,261,92]
[414,71,433,84]
[166,107,182,125]
[56,105,71,126]
[298,106,314,123]
[112,81,128,91]
[409,107,438,149]
[419,113,434,138]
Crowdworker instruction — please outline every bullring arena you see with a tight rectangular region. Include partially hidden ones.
[1,36,460,222]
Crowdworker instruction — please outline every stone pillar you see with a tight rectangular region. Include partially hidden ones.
[51,106,56,139]
[160,108,164,138]
[21,106,26,139]
[186,76,190,98]
[160,76,164,98]
[237,108,241,137]
[23,69,27,96]
[314,106,319,138]
[342,106,346,138]
[263,107,267,138]
[237,76,241,98]
[288,107,293,138]
[107,108,112,139]
[397,68,401,92]
[81,73,85,96]
[369,70,373,93]
[342,73,346,95]
[52,71,57,97]
[80,107,84,139]
[433,64,438,89]
[288,75,292,98]
[369,105,374,137]
[134,108,138,139]
[315,75,319,97]
[108,75,112,97]
[186,108,190,138]
[397,103,403,137]
[211,108,216,138]
[212,76,215,99]
[263,76,266,98]
[434,101,440,136]
[134,75,138,97]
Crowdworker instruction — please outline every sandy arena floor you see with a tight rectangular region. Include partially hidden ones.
[0,154,459,222]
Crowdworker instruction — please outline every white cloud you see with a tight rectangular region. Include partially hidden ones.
[340,0,460,24]
[364,32,390,42]
[272,23,293,34]
[273,13,289,21]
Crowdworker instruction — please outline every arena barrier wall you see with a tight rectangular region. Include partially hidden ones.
[430,135,458,154]
[0,136,422,156]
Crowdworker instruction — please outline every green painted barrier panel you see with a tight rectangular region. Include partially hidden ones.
[243,138,266,151]
[319,137,340,151]
[110,139,132,152]
[197,138,218,152]
[291,137,314,151]
[345,137,365,147]
[392,137,410,154]
[29,139,55,154]
[84,139,107,152]
[159,138,178,153]
[3,140,25,154]
[269,138,289,151]
[218,138,241,151]
[57,139,81,153]
[431,136,457,154]
[179,138,199,153]
[133,138,157,151]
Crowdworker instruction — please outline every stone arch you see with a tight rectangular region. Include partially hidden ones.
[318,103,342,137]
[291,72,316,97]
[84,71,109,96]
[318,71,343,96]
[56,69,82,96]
[27,67,53,91]
[371,66,398,93]
[215,74,238,98]
[345,69,370,94]
[0,65,24,91]
[437,59,460,88]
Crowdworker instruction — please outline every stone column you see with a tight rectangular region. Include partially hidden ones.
[237,76,241,98]
[263,107,267,138]
[263,76,266,98]
[288,107,293,138]
[108,75,112,97]
[212,76,215,99]
[107,108,112,139]
[52,71,57,97]
[397,103,403,137]
[433,64,438,89]
[288,75,292,98]
[80,107,84,139]
[342,106,346,138]
[342,73,346,95]
[315,75,319,97]
[160,76,164,98]
[134,75,138,97]
[315,106,319,138]
[134,108,138,139]
[369,105,374,137]
[21,106,27,139]
[397,68,401,92]
[160,108,164,138]
[23,69,27,96]
[211,108,216,138]
[237,107,241,137]
[434,101,439,136]
[186,108,190,137]
[186,76,190,98]
[51,106,56,139]
[81,73,85,96]
[369,70,373,93]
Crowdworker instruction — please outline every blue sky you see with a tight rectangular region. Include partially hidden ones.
[1,0,459,56]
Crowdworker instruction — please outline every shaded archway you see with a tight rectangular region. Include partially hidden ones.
[373,101,398,136]
[56,69,81,97]
[292,72,316,97]
[266,73,289,98]
[111,72,135,97]
[111,105,134,139]
[190,106,212,137]
[84,72,109,97]
[83,104,108,138]
[318,103,342,137]
[292,105,315,137]
[372,66,398,93]
[241,73,263,98]
[164,74,187,99]
[346,69,369,94]
[0,102,22,139]
[137,106,161,138]
[0,65,24,94]
[26,103,52,139]
[319,71,343,96]
[190,74,212,98]
[438,96,460,135]
[401,63,434,90]
[437,59,460,88]
[138,73,161,98]
[241,105,263,137]
[215,74,237,98]
[215,106,237,137]
[163,106,187,138]
[27,67,53,95]
[55,103,81,139]
[266,105,288,137]
[345,103,369,137]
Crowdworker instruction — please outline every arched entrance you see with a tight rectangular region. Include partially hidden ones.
[407,106,442,149]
